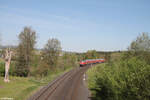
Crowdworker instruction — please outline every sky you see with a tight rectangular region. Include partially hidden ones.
[0,0,150,52]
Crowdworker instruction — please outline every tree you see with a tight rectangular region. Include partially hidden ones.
[85,50,99,59]
[58,53,78,70]
[104,52,111,63]
[129,32,150,51]
[42,38,61,70]
[4,48,12,82]
[123,32,150,64]
[16,27,36,77]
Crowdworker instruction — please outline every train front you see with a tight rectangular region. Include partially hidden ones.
[80,60,86,67]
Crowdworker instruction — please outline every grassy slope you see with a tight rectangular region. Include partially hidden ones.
[0,76,38,100]
[0,67,72,100]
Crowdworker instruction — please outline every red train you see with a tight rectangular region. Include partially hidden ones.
[80,59,105,67]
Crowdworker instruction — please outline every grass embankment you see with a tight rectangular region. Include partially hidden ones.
[87,64,104,99]
[0,67,72,100]
[87,58,150,100]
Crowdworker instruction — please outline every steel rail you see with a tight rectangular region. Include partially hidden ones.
[28,68,76,100]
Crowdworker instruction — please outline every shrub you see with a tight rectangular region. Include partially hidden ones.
[0,62,5,76]
[0,61,17,77]
[88,57,150,100]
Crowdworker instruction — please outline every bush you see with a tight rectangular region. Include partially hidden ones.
[0,62,5,76]
[88,57,150,100]
[9,61,17,76]
[0,61,17,77]
[32,61,49,78]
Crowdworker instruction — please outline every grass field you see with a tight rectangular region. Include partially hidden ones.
[0,76,39,100]
[0,67,72,100]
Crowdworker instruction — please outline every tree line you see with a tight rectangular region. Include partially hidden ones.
[0,26,114,78]
[0,26,79,78]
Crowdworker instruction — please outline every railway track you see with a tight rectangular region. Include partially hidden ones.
[28,66,89,100]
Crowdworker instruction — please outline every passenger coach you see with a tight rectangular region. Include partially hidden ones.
[80,59,105,67]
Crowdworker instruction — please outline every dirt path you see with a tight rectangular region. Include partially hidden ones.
[28,66,90,100]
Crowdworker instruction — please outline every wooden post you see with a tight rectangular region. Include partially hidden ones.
[4,48,12,82]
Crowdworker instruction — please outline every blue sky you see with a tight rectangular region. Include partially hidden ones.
[0,0,150,52]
